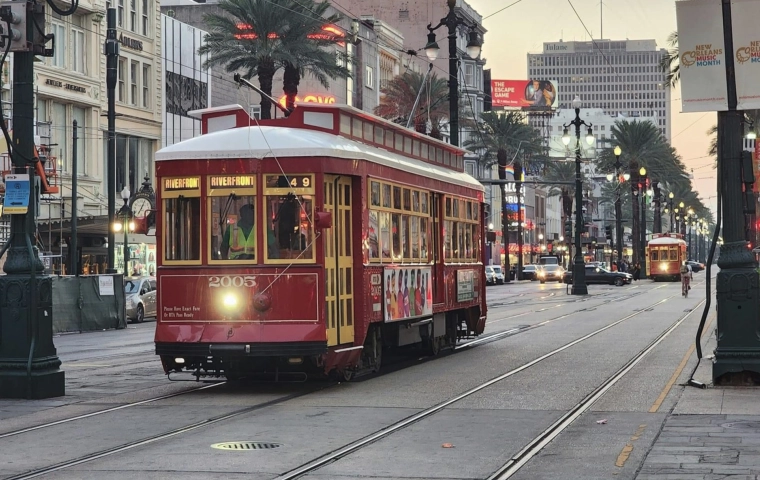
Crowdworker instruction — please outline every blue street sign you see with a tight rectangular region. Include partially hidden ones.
[4,174,30,214]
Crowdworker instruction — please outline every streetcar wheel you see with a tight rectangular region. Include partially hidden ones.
[341,369,354,382]
[426,335,441,357]
[614,278,624,287]
[135,305,145,323]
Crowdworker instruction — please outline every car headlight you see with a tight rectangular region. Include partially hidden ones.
[126,296,135,308]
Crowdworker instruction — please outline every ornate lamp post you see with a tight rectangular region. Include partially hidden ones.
[562,95,594,295]
[114,187,134,276]
[606,145,629,268]
[664,192,675,232]
[424,0,482,147]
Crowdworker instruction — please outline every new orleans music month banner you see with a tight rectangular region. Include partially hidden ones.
[676,0,760,112]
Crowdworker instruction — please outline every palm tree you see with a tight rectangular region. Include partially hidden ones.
[374,70,450,135]
[280,1,351,112]
[542,160,580,234]
[661,31,680,88]
[463,111,543,170]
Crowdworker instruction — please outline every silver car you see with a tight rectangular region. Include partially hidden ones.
[125,276,157,323]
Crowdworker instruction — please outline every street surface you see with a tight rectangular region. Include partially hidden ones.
[2,271,754,480]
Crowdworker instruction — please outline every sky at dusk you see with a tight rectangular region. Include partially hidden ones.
[472,0,717,217]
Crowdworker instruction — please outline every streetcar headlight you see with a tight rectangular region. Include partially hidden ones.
[222,292,239,309]
[660,263,668,271]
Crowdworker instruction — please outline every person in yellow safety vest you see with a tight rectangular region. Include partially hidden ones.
[221,204,255,260]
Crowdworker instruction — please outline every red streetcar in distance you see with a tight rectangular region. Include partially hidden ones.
[646,233,687,281]
[153,103,487,380]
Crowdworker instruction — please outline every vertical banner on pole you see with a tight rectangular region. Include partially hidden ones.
[676,0,729,112]
[731,0,760,110]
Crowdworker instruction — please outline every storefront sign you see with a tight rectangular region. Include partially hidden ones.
[98,275,115,296]
[383,266,433,322]
[277,94,336,108]
[44,78,87,94]
[164,177,200,191]
[119,33,143,51]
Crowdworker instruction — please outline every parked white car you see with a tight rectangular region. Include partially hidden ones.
[125,276,157,323]
[485,265,505,285]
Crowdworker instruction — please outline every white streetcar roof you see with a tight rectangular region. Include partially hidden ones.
[155,126,484,192]
[648,236,686,245]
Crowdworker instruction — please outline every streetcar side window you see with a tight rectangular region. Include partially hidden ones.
[370,181,381,207]
[164,197,201,262]
[369,211,379,260]
[380,212,391,259]
[263,175,315,263]
[443,195,479,263]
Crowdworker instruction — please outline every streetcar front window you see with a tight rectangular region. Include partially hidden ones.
[263,174,315,262]
[651,250,659,261]
[209,195,257,262]
[670,248,678,260]
[164,197,201,262]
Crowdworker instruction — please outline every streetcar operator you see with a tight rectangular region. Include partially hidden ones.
[221,203,255,260]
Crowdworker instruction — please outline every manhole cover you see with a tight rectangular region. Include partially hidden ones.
[720,421,760,430]
[211,442,281,450]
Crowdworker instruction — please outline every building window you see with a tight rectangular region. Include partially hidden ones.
[118,58,126,102]
[141,0,149,35]
[52,102,68,173]
[130,60,139,105]
[129,0,137,32]
[72,28,85,73]
[464,63,474,86]
[51,22,66,67]
[142,64,150,108]
[117,0,124,27]
[365,65,373,89]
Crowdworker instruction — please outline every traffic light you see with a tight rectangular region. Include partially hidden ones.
[564,219,573,240]
[513,161,523,185]
[605,225,612,241]
[497,152,507,180]
[0,1,26,52]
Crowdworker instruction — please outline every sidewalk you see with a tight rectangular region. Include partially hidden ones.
[637,325,760,478]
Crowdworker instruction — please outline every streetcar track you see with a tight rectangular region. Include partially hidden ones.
[2,387,326,480]
[273,288,700,480]
[3,282,707,479]
[0,382,224,440]
[486,297,708,479]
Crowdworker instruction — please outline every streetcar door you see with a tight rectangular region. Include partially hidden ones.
[323,175,355,347]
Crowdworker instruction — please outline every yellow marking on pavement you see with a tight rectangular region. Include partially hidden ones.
[649,310,717,413]
[615,424,647,467]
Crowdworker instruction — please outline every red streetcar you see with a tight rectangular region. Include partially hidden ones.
[154,103,487,380]
[645,233,687,281]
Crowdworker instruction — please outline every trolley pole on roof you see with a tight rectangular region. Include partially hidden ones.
[0,0,64,398]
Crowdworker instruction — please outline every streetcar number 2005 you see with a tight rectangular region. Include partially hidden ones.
[208,276,256,288]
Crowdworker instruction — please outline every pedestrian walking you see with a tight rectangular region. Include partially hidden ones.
[633,263,641,281]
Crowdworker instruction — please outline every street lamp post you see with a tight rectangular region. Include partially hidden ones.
[425,0,482,147]
[606,146,629,269]
[678,201,686,235]
[666,192,675,232]
[114,187,133,276]
[562,95,594,295]
[640,167,649,279]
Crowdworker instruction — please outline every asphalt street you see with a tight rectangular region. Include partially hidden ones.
[0,273,720,479]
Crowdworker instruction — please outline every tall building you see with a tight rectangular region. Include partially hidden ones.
[527,39,671,141]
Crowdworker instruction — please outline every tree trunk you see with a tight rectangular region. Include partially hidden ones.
[283,62,300,115]
[631,184,640,265]
[257,58,276,120]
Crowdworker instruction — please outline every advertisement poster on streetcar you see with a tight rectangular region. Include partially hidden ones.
[457,270,475,302]
[490,79,558,109]
[383,266,432,322]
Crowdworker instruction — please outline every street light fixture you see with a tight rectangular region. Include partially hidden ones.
[115,186,133,276]
[425,0,482,147]
[563,95,593,295]
[608,145,625,269]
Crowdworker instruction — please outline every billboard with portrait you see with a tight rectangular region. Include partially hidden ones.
[491,79,559,109]
[383,266,433,322]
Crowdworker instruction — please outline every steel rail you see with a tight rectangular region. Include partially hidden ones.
[487,297,707,479]
[0,383,224,440]
[274,287,696,480]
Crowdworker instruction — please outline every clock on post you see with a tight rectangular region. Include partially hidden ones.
[129,174,156,234]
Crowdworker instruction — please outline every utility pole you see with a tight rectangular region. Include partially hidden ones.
[105,8,119,273]
[515,161,523,280]
[0,0,64,398]
[71,119,78,276]
[712,0,760,384]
